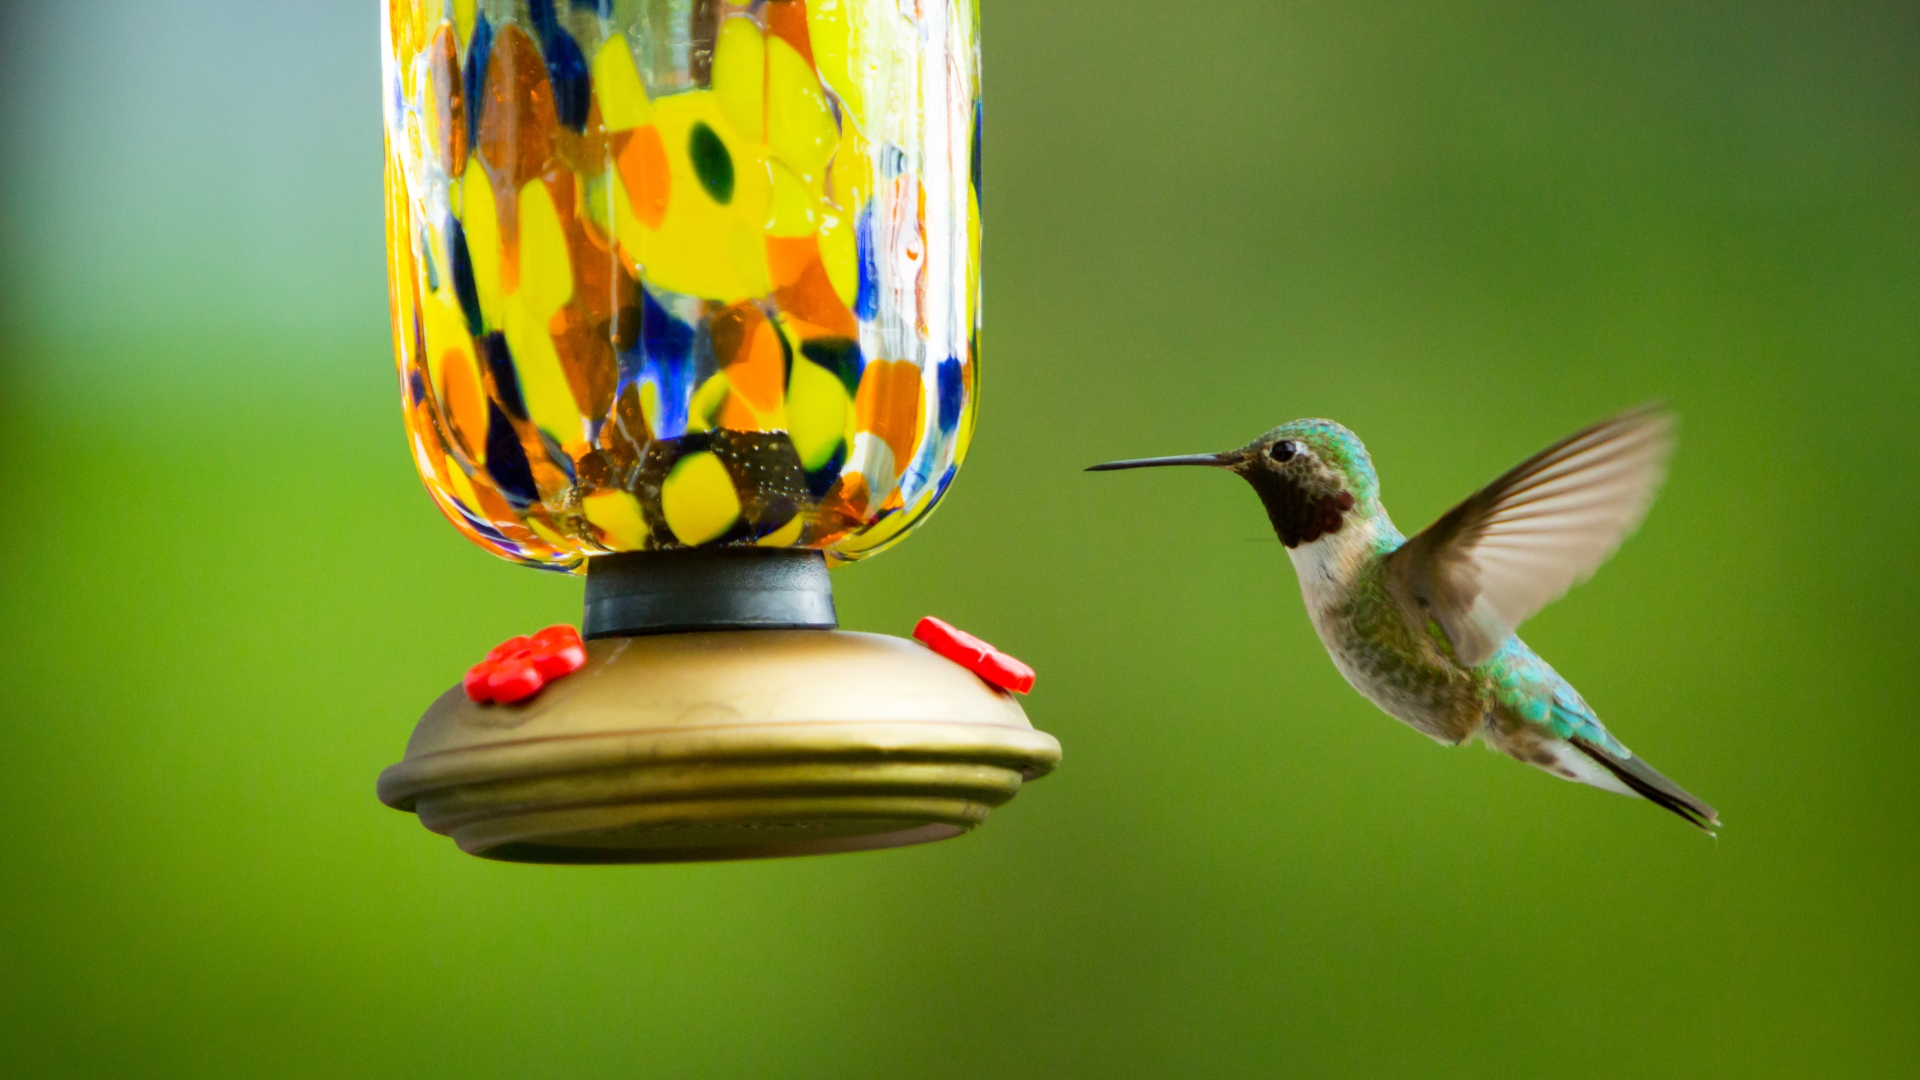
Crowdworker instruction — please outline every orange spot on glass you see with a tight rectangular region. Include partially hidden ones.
[615,125,671,230]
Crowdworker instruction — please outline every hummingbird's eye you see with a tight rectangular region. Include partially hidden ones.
[1268,440,1299,463]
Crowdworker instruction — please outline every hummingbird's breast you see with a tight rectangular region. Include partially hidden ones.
[1289,525,1488,746]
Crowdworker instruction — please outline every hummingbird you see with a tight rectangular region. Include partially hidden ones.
[1089,406,1718,830]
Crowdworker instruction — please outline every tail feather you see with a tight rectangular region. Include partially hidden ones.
[1572,737,1719,832]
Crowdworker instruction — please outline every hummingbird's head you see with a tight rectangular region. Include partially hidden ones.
[1088,419,1381,548]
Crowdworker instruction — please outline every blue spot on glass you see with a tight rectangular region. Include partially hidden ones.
[804,441,847,499]
[935,358,964,433]
[800,338,863,395]
[618,288,696,439]
[854,200,879,321]
[642,290,697,367]
[453,500,513,545]
[646,292,697,363]
[545,27,590,131]
[569,0,612,16]
[528,0,560,39]
[448,218,484,335]
[898,408,945,499]
[409,370,429,405]
[479,332,528,420]
[484,401,540,507]
[464,15,493,154]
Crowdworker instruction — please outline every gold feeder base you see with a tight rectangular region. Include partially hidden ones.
[378,630,1061,863]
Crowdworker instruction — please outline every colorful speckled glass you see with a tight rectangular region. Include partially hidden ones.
[382,0,981,570]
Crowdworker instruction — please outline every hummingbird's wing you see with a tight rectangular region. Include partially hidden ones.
[1386,406,1674,667]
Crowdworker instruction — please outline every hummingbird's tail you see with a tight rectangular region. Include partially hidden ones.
[1571,737,1720,832]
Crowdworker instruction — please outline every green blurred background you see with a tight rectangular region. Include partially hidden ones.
[1,1,1915,1076]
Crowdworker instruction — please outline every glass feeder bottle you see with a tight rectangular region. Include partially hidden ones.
[374,0,1059,863]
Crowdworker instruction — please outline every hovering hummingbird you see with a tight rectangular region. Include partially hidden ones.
[1090,406,1718,830]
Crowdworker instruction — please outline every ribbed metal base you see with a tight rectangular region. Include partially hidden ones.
[378,631,1061,863]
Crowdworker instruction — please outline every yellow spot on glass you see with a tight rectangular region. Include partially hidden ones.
[584,489,649,549]
[516,179,574,317]
[420,285,469,397]
[806,0,865,127]
[688,371,732,432]
[459,164,503,326]
[451,0,475,48]
[768,161,821,237]
[526,514,573,551]
[818,210,858,306]
[502,295,581,441]
[786,357,851,470]
[711,17,766,143]
[443,453,483,509]
[755,515,806,547]
[591,34,653,131]
[661,451,742,546]
[767,37,837,179]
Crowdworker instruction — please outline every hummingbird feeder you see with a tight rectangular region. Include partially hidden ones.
[376,0,1060,862]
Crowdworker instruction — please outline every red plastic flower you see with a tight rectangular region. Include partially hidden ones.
[913,616,1036,695]
[464,624,589,704]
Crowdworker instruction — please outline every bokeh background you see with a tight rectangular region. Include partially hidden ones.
[2,1,1915,1076]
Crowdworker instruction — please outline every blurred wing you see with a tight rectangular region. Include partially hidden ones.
[1387,406,1674,667]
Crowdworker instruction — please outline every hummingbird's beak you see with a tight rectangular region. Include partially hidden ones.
[1085,451,1238,472]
